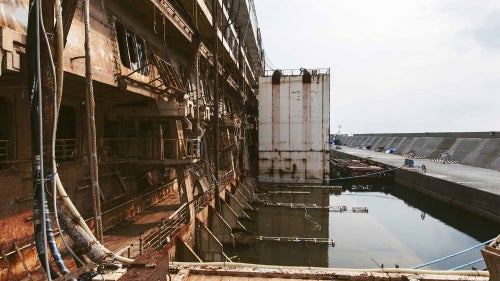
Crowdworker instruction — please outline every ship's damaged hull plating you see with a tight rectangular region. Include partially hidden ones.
[0,0,262,279]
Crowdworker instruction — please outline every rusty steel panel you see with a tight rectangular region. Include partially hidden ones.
[64,1,118,86]
[0,0,28,34]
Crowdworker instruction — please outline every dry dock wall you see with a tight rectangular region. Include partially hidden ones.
[394,168,500,224]
[332,149,500,224]
[339,132,500,171]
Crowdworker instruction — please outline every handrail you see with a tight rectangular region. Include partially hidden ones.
[100,137,199,161]
[54,138,77,161]
[264,68,330,76]
[141,184,218,251]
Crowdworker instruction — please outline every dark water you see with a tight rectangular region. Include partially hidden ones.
[227,182,499,270]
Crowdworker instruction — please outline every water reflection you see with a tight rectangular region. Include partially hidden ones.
[228,182,499,270]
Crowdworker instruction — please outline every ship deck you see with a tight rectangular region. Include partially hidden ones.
[103,190,181,259]
[19,191,181,281]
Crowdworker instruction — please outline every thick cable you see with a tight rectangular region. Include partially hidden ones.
[83,0,104,243]
[449,258,484,271]
[411,238,494,269]
[31,0,53,279]
[55,175,135,264]
[54,0,64,109]
[39,2,81,274]
[43,199,70,274]
[36,0,133,265]
[42,0,86,267]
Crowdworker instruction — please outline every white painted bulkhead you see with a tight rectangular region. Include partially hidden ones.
[258,70,330,183]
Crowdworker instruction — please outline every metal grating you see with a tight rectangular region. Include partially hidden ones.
[151,54,185,94]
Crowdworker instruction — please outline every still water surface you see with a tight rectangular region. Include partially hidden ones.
[227,182,499,270]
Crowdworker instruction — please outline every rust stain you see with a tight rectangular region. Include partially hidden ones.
[0,0,28,34]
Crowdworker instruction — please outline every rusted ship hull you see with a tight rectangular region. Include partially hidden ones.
[1,0,262,279]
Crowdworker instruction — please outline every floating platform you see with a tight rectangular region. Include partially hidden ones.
[268,191,311,195]
[264,202,368,213]
[262,184,343,191]
[256,236,335,247]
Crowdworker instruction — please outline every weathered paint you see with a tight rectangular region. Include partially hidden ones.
[169,263,490,281]
[258,70,330,183]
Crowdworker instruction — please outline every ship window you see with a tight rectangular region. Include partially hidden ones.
[57,105,76,139]
[56,105,77,162]
[115,22,149,76]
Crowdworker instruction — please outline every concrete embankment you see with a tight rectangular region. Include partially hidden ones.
[339,132,500,171]
[331,147,500,224]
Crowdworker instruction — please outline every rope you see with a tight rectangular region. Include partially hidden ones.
[304,207,321,231]
[411,238,494,269]
[449,258,484,271]
[84,0,103,243]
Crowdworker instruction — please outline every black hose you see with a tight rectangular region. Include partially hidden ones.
[28,0,72,279]
[43,198,71,275]
[28,0,57,279]
[33,185,59,279]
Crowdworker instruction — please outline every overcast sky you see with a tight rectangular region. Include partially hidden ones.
[253,0,500,135]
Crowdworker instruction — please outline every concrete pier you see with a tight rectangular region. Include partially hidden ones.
[338,132,500,171]
[331,147,500,224]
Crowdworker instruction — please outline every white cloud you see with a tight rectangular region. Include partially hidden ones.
[254,0,500,134]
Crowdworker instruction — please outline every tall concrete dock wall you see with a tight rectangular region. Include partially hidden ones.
[259,70,330,183]
[339,132,500,171]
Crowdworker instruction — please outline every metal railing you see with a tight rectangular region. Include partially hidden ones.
[141,186,216,251]
[100,138,199,162]
[55,139,77,162]
[141,202,190,250]
[194,189,215,213]
[0,140,8,161]
[264,68,330,76]
[164,138,200,160]
[101,138,145,161]
[218,170,234,188]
